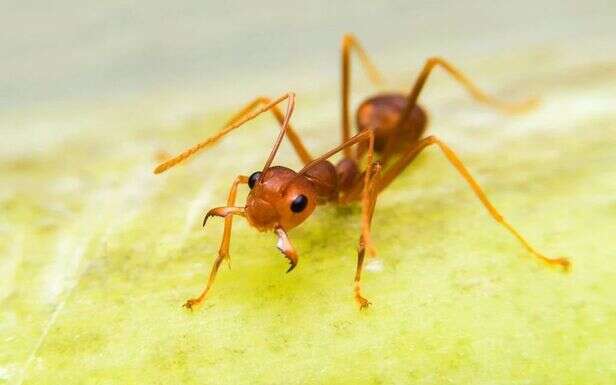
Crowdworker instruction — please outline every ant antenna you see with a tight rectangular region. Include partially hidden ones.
[154,92,296,174]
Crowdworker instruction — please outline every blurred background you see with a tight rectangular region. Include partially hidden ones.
[4,1,615,110]
[3,1,615,159]
[1,2,615,385]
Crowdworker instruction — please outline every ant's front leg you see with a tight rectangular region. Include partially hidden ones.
[184,175,248,311]
[354,161,383,309]
[297,129,381,309]
[353,128,381,309]
[218,175,249,268]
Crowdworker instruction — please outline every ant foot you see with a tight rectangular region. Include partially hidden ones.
[544,256,572,272]
[183,298,202,311]
[355,295,372,310]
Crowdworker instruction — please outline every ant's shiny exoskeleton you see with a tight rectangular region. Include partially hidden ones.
[154,34,570,310]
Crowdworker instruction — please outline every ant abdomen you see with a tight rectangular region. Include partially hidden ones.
[356,93,428,154]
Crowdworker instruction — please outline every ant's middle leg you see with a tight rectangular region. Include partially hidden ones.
[377,135,571,271]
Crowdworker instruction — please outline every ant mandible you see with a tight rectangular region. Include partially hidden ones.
[154,34,571,310]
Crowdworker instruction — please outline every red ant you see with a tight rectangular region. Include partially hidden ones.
[154,34,571,310]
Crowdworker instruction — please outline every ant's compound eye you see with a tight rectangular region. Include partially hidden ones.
[248,171,261,189]
[290,194,308,213]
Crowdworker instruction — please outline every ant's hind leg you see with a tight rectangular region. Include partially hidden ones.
[397,57,538,128]
[183,175,248,310]
[340,34,384,160]
[377,135,571,271]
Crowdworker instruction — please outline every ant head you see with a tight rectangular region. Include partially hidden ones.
[244,166,317,231]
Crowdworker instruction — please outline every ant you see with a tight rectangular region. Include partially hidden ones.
[154,34,571,310]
